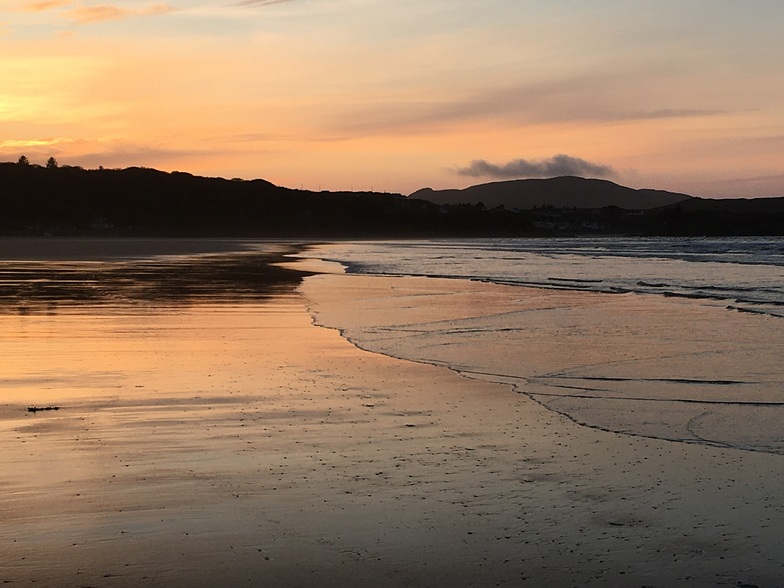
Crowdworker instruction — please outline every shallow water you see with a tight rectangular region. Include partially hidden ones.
[301,238,784,455]
[309,237,784,318]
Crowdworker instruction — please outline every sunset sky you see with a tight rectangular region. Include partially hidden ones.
[2,0,784,197]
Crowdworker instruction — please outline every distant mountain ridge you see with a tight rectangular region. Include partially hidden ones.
[1,162,782,236]
[410,176,693,210]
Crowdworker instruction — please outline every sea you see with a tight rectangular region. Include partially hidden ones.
[306,237,784,319]
[300,237,784,455]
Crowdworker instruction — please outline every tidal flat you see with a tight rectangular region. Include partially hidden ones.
[1,238,782,587]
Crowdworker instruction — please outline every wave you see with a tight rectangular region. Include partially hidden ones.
[322,237,784,319]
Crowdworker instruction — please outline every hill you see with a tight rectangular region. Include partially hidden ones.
[0,163,531,237]
[410,176,692,210]
[0,162,782,236]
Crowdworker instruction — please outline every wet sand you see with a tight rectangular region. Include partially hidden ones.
[1,243,783,586]
[0,237,273,261]
[301,273,784,455]
[300,273,784,587]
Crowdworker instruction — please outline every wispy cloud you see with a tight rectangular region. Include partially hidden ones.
[75,142,223,168]
[18,1,173,22]
[0,137,82,165]
[0,137,71,148]
[457,155,615,180]
[323,75,726,139]
[233,0,296,6]
[67,4,126,22]
[0,139,215,169]
[66,3,172,23]
[220,132,288,142]
[22,0,72,11]
[21,0,73,12]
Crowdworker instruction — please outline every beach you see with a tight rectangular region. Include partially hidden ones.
[1,239,783,587]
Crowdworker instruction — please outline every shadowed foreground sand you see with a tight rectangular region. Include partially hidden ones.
[1,271,783,586]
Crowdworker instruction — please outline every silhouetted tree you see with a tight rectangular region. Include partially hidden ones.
[17,155,29,165]
[46,157,58,169]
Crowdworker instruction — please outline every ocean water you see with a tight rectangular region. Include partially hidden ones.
[301,237,784,455]
[309,237,784,318]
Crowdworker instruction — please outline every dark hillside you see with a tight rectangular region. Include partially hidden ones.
[411,176,692,210]
[1,163,781,236]
[0,163,532,237]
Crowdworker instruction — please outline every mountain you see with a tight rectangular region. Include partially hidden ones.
[410,176,693,210]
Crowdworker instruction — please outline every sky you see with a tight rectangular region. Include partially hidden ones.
[2,0,784,197]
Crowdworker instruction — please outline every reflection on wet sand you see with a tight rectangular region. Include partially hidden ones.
[0,239,310,314]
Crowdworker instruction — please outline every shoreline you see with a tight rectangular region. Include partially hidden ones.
[1,241,782,586]
[299,271,784,456]
[302,272,784,586]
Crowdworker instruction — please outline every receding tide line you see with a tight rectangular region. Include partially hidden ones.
[453,368,775,406]
[528,391,784,407]
[554,375,749,386]
[455,367,752,388]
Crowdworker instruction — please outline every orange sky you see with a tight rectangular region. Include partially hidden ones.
[2,1,784,197]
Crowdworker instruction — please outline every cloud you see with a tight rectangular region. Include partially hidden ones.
[234,0,295,6]
[322,68,728,139]
[66,3,172,23]
[457,155,615,180]
[74,142,226,169]
[22,0,72,11]
[19,1,174,22]
[0,139,220,170]
[0,137,82,165]
[0,137,71,148]
[67,4,126,22]
[221,132,288,142]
